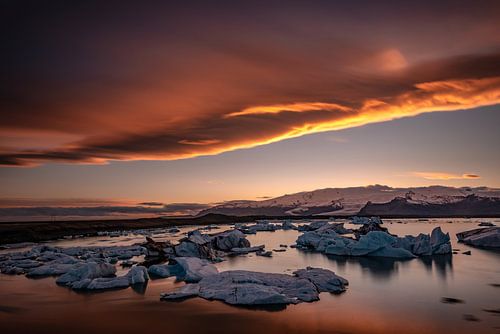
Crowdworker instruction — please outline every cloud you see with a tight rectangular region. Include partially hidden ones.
[463,174,481,179]
[138,202,164,206]
[0,206,170,217]
[1,1,500,167]
[0,198,134,208]
[178,139,222,146]
[205,179,224,185]
[161,203,212,213]
[1,63,499,167]
[0,202,213,220]
[413,172,481,180]
[225,102,351,118]
[376,49,408,71]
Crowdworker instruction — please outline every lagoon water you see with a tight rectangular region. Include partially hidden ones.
[0,219,499,334]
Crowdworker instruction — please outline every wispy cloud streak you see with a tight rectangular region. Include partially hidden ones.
[413,172,481,180]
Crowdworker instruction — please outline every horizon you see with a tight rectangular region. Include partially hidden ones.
[1,183,499,207]
[1,183,499,222]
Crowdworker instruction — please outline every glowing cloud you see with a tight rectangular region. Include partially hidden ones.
[178,139,222,146]
[225,102,351,118]
[1,74,499,167]
[413,172,481,180]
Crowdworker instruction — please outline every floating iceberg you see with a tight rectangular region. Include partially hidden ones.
[161,267,348,306]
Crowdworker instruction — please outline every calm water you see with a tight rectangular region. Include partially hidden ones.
[0,219,499,334]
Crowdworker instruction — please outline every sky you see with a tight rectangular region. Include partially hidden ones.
[1,1,500,206]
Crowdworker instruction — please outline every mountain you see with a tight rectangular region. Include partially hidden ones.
[198,185,500,217]
[358,194,500,217]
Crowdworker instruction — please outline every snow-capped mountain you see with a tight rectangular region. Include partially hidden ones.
[199,185,500,216]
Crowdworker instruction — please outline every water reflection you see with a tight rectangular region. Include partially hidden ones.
[0,305,24,314]
[418,254,453,279]
[131,282,148,295]
[233,304,287,312]
[327,255,411,281]
[326,253,453,281]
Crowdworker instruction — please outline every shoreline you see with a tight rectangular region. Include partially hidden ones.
[1,213,498,245]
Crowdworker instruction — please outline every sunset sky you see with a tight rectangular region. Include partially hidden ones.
[1,1,499,204]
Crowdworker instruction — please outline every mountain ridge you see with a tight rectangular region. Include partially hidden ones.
[198,185,500,216]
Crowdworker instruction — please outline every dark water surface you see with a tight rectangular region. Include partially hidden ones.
[0,219,499,334]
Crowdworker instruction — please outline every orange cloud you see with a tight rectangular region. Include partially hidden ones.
[217,77,500,147]
[1,53,500,167]
[413,172,481,180]
[225,102,351,118]
[3,1,500,168]
[178,139,222,146]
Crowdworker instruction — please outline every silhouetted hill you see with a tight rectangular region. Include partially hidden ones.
[358,195,500,217]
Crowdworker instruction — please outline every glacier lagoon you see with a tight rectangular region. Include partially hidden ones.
[0,219,499,334]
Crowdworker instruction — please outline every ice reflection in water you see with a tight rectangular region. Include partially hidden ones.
[324,254,454,281]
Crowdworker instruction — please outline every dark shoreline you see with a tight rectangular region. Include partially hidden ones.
[1,213,498,245]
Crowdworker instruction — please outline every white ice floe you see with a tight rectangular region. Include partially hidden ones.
[173,257,218,283]
[148,256,218,282]
[56,262,117,286]
[296,223,451,258]
[457,227,500,248]
[230,245,265,254]
[161,267,348,306]
[69,266,149,290]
